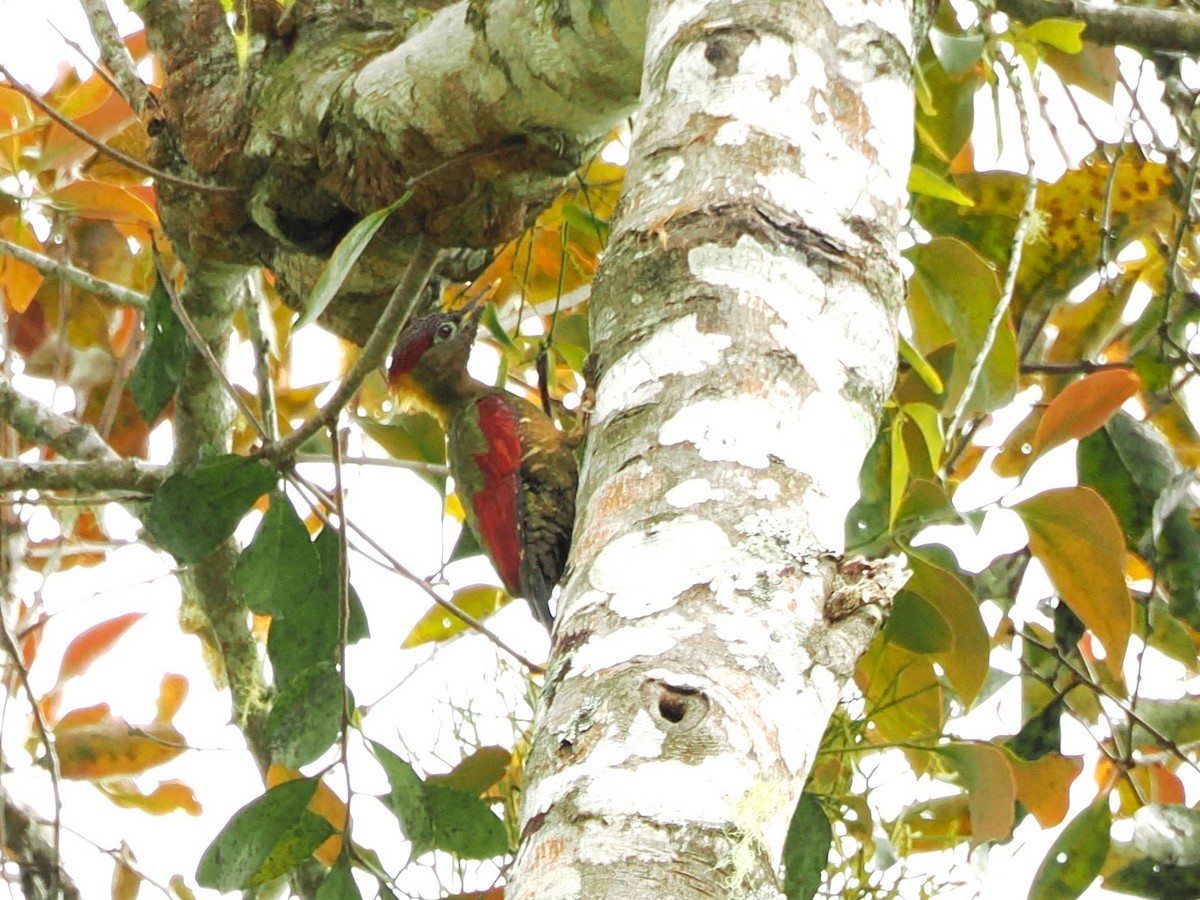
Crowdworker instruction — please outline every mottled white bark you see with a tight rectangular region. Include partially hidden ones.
[509,0,914,895]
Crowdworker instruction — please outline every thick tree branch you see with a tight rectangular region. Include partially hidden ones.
[168,262,274,773]
[996,0,1200,54]
[0,459,164,494]
[140,0,647,338]
[0,239,148,310]
[0,376,120,461]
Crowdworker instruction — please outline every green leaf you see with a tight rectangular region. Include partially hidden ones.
[130,277,187,423]
[908,237,1018,416]
[1128,698,1200,748]
[1029,795,1111,900]
[782,793,832,900]
[315,856,360,900]
[561,202,610,242]
[426,745,511,794]
[1009,696,1064,761]
[1015,487,1134,678]
[295,193,412,330]
[1104,856,1200,900]
[235,492,321,616]
[885,591,951,654]
[267,527,368,687]
[928,27,985,77]
[196,778,333,890]
[145,455,277,564]
[424,784,508,859]
[372,742,436,858]
[357,413,447,492]
[266,662,345,768]
[372,742,508,860]
[1078,427,1152,546]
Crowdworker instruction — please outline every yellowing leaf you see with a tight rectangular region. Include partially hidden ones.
[54,705,187,779]
[99,778,202,816]
[1015,487,1133,678]
[856,641,946,752]
[1021,18,1086,54]
[1033,369,1141,457]
[938,742,1016,845]
[1010,753,1084,827]
[266,765,347,866]
[905,553,990,705]
[403,585,510,647]
[896,794,973,851]
[111,842,140,900]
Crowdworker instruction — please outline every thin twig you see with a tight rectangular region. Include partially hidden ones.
[286,470,544,674]
[1021,630,1200,776]
[295,454,448,476]
[330,426,355,846]
[0,63,233,195]
[944,48,1039,462]
[0,238,148,309]
[244,273,279,443]
[156,259,268,442]
[0,618,63,900]
[1019,360,1134,374]
[259,235,442,466]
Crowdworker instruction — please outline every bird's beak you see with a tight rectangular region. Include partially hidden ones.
[456,278,499,322]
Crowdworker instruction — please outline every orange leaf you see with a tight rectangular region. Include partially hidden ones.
[54,707,186,779]
[0,86,34,174]
[1033,368,1141,457]
[267,765,347,866]
[39,87,136,174]
[50,180,159,229]
[1014,486,1133,679]
[53,76,113,120]
[155,673,189,724]
[1010,753,1084,827]
[0,217,44,314]
[56,612,146,685]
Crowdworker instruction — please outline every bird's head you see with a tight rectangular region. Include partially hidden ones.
[387,299,485,418]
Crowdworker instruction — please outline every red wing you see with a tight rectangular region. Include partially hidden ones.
[469,395,523,596]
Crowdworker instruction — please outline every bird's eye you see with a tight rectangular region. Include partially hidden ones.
[436,322,456,340]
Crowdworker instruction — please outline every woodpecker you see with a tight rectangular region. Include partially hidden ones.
[387,299,578,631]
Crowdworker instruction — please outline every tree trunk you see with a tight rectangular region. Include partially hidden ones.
[509,0,914,895]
